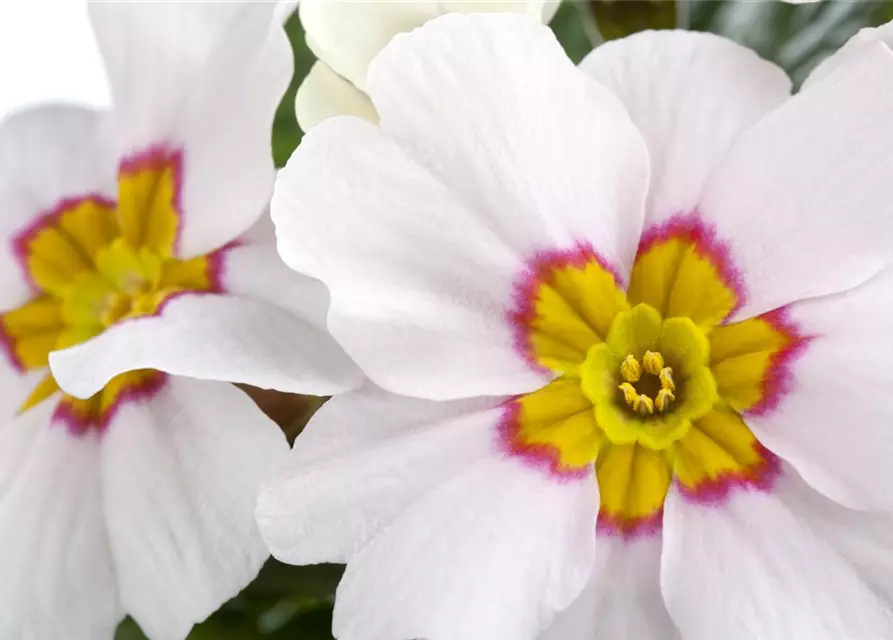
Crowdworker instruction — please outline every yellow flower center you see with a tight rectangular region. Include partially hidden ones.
[580,304,717,451]
[617,351,675,414]
[502,215,808,536]
[0,150,224,430]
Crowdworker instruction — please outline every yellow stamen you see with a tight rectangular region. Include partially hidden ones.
[659,367,675,392]
[620,354,642,382]
[618,382,639,406]
[634,394,654,415]
[655,388,675,412]
[643,350,664,375]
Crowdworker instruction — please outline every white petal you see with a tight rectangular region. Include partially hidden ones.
[299,0,438,90]
[257,383,502,564]
[50,267,362,399]
[0,1,110,119]
[101,377,289,639]
[774,466,893,608]
[539,536,678,640]
[803,21,893,89]
[333,455,598,640]
[745,268,893,512]
[368,13,649,276]
[89,2,292,256]
[0,105,116,309]
[661,478,893,640]
[700,40,893,320]
[0,369,46,424]
[295,61,378,132]
[273,116,546,400]
[0,402,121,640]
[580,30,790,226]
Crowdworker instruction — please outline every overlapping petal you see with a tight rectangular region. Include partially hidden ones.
[274,16,649,399]
[699,40,893,320]
[257,384,502,563]
[661,467,893,640]
[89,2,292,257]
[100,377,288,639]
[273,116,544,399]
[580,30,790,227]
[803,21,893,89]
[0,106,117,309]
[0,402,121,640]
[332,454,597,640]
[775,466,893,607]
[539,536,678,640]
[368,13,649,276]
[745,268,893,512]
[49,242,362,398]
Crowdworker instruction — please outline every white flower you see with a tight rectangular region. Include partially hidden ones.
[295,0,560,131]
[261,14,893,640]
[0,3,361,639]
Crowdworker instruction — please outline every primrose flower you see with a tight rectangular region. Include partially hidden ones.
[294,0,559,131]
[260,15,893,640]
[0,3,359,639]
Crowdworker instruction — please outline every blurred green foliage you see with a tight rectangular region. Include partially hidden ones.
[115,563,343,639]
[117,2,893,638]
[271,12,315,168]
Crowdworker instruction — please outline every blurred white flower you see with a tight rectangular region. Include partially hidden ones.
[0,3,360,639]
[295,0,560,131]
[261,14,893,640]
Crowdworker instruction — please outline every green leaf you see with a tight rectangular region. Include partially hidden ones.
[271,12,317,169]
[551,1,599,62]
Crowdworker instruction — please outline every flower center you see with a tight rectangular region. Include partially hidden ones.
[502,217,807,537]
[617,351,676,415]
[0,149,226,431]
[581,304,717,451]
[72,237,175,332]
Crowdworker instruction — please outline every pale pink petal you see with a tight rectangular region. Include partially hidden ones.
[804,16,893,89]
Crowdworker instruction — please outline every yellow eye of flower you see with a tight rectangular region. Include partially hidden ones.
[503,214,808,537]
[0,150,226,430]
